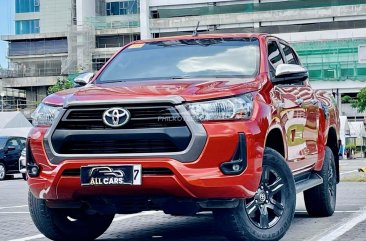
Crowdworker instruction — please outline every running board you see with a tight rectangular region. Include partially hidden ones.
[295,173,323,193]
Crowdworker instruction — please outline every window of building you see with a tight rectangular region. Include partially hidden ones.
[106,1,138,16]
[16,0,40,13]
[96,34,140,48]
[15,19,40,34]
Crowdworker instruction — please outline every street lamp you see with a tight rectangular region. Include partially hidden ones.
[1,92,5,112]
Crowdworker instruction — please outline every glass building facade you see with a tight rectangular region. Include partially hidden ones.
[293,40,366,82]
[15,0,40,13]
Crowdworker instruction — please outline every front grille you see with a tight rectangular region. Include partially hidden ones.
[61,139,179,154]
[51,104,192,155]
[58,105,185,129]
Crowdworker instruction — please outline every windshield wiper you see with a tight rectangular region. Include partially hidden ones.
[170,76,194,79]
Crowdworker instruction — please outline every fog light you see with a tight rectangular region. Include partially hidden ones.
[27,164,40,177]
[232,164,240,172]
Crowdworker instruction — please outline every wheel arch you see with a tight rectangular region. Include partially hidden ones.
[326,126,340,183]
[265,127,286,159]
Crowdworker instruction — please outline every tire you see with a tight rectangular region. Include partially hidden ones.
[22,173,27,180]
[304,146,336,217]
[28,191,115,241]
[0,163,6,181]
[214,147,296,241]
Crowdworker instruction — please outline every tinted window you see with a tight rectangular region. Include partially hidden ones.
[268,41,284,69]
[280,43,299,65]
[7,139,19,148]
[97,38,260,83]
[19,138,26,148]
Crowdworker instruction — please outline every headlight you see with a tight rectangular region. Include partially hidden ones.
[185,93,254,122]
[31,103,62,127]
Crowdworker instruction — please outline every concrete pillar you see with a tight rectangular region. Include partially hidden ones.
[75,0,96,72]
[140,0,152,39]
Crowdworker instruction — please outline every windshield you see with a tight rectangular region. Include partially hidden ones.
[96,38,260,83]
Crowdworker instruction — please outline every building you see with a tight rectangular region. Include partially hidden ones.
[1,0,366,120]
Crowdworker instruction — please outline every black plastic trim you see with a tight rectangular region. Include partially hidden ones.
[51,127,191,155]
[220,133,247,175]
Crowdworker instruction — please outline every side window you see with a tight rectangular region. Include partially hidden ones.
[268,41,285,69]
[6,139,19,148]
[280,43,299,65]
[18,138,26,149]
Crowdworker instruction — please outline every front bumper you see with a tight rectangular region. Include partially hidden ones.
[28,118,266,201]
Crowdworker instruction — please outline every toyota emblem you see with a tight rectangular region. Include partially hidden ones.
[103,107,130,128]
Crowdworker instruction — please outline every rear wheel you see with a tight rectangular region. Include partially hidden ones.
[214,148,296,241]
[29,191,114,241]
[0,163,6,181]
[304,146,336,217]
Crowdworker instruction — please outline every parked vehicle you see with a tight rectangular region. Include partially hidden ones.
[19,148,26,180]
[0,136,26,180]
[27,34,340,241]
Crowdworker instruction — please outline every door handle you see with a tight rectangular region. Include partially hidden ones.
[295,98,304,106]
[310,99,318,105]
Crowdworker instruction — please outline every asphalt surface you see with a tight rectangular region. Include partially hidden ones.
[0,159,366,241]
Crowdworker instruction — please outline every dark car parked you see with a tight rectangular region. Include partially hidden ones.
[0,136,26,180]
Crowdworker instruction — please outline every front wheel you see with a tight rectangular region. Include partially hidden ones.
[28,191,114,241]
[214,148,296,241]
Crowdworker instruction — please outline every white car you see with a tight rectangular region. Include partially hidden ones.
[19,148,26,180]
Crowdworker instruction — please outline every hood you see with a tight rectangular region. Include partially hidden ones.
[44,78,263,106]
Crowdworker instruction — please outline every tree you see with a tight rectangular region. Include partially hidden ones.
[351,88,366,113]
[341,95,353,104]
[48,77,74,94]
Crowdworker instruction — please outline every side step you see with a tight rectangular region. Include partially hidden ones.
[295,173,323,193]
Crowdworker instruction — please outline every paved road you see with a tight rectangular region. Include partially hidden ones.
[339,158,366,176]
[1,176,366,241]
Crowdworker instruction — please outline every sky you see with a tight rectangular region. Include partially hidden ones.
[0,0,14,69]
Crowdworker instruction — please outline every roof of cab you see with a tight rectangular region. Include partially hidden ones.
[136,33,269,43]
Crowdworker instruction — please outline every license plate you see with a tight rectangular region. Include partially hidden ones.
[80,165,142,186]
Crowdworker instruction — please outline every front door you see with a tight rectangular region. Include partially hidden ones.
[4,138,21,171]
[268,39,319,171]
[272,85,318,171]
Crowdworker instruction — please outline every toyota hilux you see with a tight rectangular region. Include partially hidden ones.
[27,33,339,241]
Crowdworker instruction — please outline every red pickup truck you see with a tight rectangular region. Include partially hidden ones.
[27,33,339,241]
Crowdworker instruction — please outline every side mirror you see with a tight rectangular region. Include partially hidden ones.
[272,64,308,84]
[74,72,94,87]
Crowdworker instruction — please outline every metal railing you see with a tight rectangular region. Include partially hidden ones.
[0,68,62,78]
[0,99,38,118]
